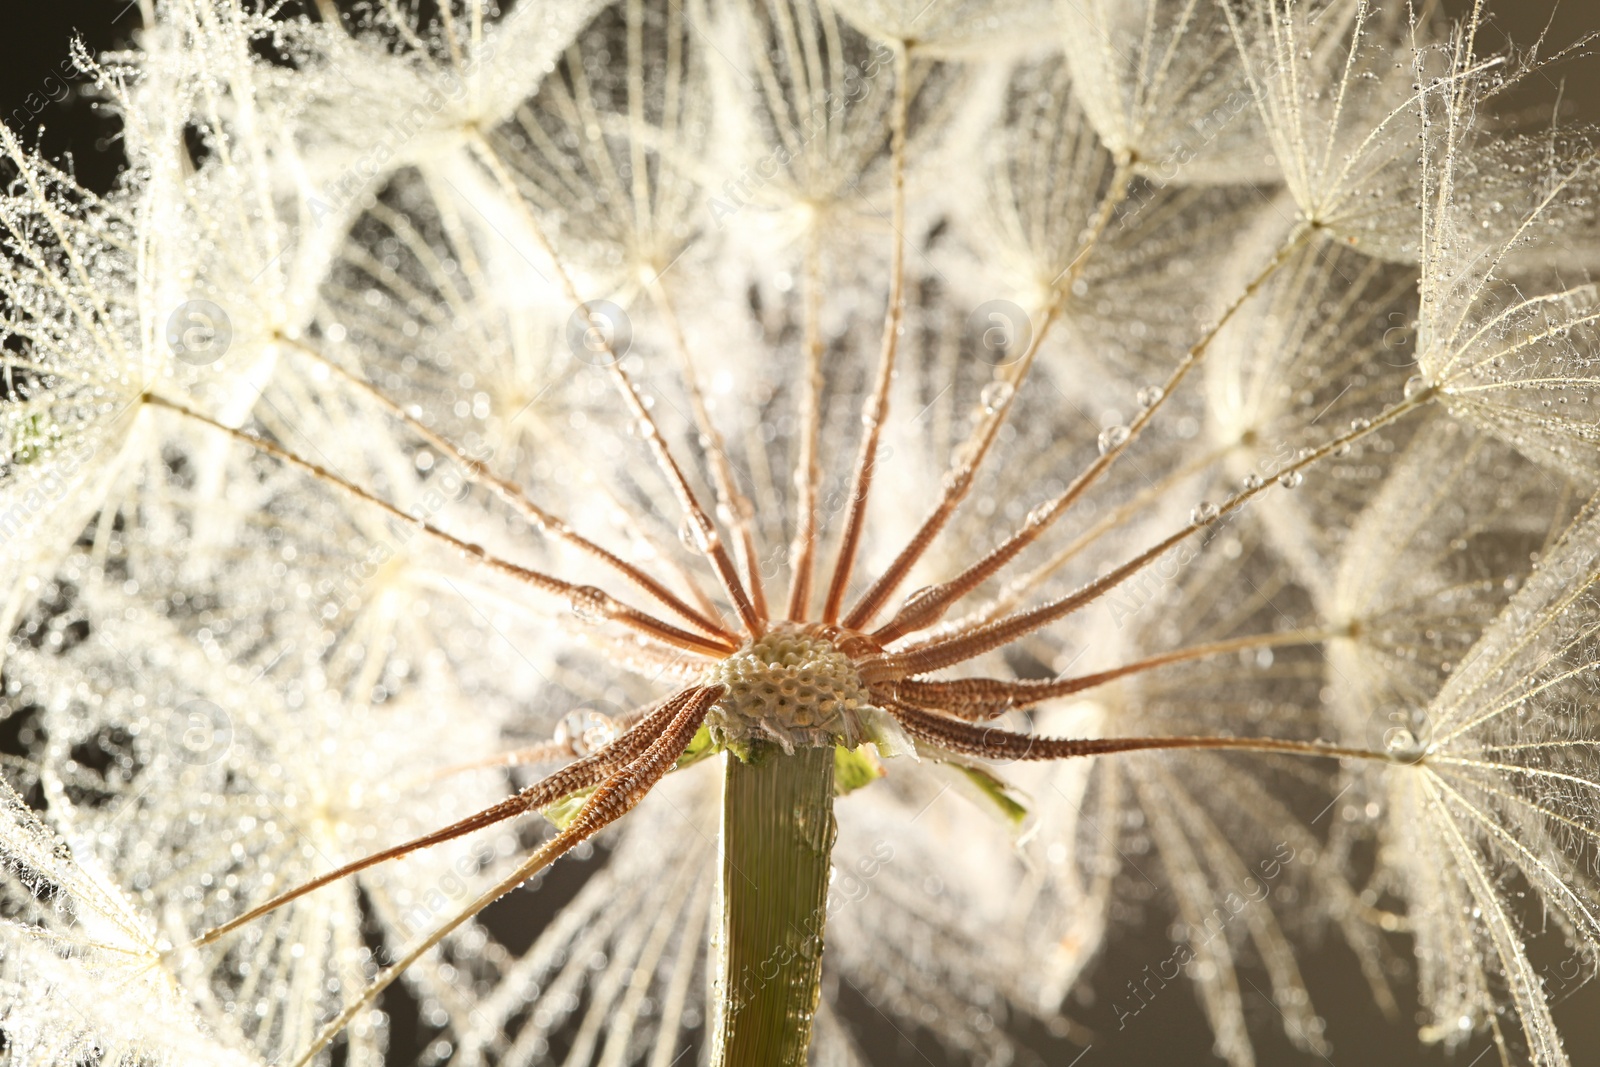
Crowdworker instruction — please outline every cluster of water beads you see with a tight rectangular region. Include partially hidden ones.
[1091,387,1167,458]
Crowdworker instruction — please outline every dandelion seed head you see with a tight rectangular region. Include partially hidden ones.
[707,625,875,752]
[4,1,1600,1065]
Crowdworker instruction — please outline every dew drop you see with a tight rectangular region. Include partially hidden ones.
[980,380,1014,413]
[1242,473,1263,490]
[1136,385,1164,408]
[1403,374,1429,400]
[569,586,614,623]
[679,516,719,553]
[1384,726,1423,759]
[1277,470,1303,489]
[1191,501,1219,525]
[1098,425,1130,455]
[555,708,618,755]
[901,585,943,615]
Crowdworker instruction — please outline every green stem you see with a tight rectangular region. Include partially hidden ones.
[709,745,837,1066]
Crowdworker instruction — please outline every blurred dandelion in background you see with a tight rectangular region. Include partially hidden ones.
[3,1,1600,1065]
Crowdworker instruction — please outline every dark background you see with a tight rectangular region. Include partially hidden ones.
[4,1,1600,1065]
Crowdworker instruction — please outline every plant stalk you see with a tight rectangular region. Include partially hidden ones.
[709,745,837,1066]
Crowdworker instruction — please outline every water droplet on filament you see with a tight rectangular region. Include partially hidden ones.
[980,380,1014,413]
[1098,425,1130,455]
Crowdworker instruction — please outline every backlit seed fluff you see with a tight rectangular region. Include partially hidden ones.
[3,2,1600,1067]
